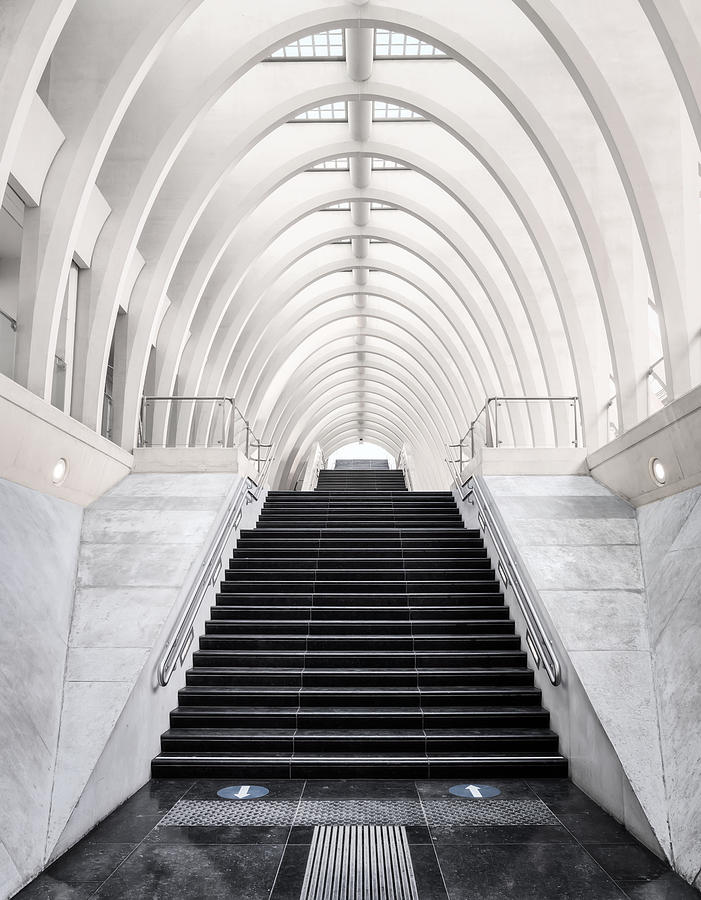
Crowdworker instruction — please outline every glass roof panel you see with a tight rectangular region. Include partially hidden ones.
[308,158,350,171]
[271,30,345,59]
[372,101,425,121]
[372,158,409,170]
[294,101,348,121]
[374,29,447,58]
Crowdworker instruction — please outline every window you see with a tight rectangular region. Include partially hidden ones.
[270,30,345,60]
[374,29,446,58]
[294,102,348,122]
[321,202,351,211]
[330,238,352,245]
[307,158,350,171]
[371,202,396,210]
[372,101,425,121]
[372,158,409,170]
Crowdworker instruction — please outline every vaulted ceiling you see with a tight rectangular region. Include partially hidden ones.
[1,0,700,487]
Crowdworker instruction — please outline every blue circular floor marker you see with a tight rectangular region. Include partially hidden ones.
[449,784,501,799]
[217,784,269,800]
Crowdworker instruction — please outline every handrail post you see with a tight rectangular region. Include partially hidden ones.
[494,399,499,448]
[572,398,578,448]
[245,425,250,459]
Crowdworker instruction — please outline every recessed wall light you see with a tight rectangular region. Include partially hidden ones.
[52,458,68,485]
[649,457,666,486]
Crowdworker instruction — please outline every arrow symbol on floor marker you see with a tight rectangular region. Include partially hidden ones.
[466,785,483,798]
[235,785,251,799]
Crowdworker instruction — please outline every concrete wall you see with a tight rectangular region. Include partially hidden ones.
[462,473,701,888]
[589,383,701,506]
[637,486,701,890]
[0,477,82,900]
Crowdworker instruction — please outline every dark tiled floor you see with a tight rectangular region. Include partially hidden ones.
[14,778,699,899]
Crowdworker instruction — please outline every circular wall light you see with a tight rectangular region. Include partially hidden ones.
[649,457,666,486]
[52,458,68,485]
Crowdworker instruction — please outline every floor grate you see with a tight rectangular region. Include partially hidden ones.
[157,797,556,828]
[299,825,419,900]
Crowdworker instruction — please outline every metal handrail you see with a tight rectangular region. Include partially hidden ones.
[459,395,579,462]
[139,395,265,451]
[157,449,274,687]
[445,454,561,687]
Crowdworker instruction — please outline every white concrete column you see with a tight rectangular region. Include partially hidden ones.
[353,293,367,309]
[353,267,369,286]
[348,100,372,142]
[351,200,370,227]
[349,155,371,189]
[356,315,367,328]
[355,334,366,346]
[345,27,374,82]
[352,236,369,259]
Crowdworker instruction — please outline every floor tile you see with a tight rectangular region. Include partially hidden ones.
[410,844,450,899]
[618,871,701,898]
[435,842,628,899]
[269,844,310,899]
[429,824,575,845]
[127,779,195,814]
[92,843,284,900]
[184,777,305,801]
[416,778,535,802]
[301,778,419,799]
[44,844,136,884]
[557,809,637,844]
[85,806,162,844]
[13,878,100,899]
[145,823,292,844]
[587,843,671,883]
[526,779,602,813]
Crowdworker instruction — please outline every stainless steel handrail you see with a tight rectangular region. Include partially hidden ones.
[459,395,580,460]
[157,450,274,687]
[138,395,266,450]
[445,453,561,686]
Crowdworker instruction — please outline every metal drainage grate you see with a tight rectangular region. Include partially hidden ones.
[422,798,559,826]
[299,825,419,900]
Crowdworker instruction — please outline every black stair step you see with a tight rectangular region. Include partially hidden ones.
[204,619,515,637]
[215,592,505,607]
[168,705,552,729]
[218,581,501,595]
[160,727,559,754]
[185,667,535,687]
[192,649,528,668]
[198,635,522,652]
[209,606,509,620]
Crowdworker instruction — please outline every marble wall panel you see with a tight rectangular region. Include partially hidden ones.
[46,472,239,860]
[0,477,83,900]
[638,486,701,886]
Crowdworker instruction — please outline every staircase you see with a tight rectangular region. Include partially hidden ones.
[152,467,567,778]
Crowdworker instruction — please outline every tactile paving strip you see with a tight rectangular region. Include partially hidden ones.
[159,799,298,826]
[295,800,424,826]
[158,797,557,828]
[422,798,559,826]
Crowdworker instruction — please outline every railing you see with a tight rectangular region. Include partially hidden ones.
[138,395,272,473]
[396,444,414,491]
[449,396,580,472]
[157,448,274,687]
[445,458,561,687]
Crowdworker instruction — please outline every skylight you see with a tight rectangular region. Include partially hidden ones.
[372,102,425,121]
[321,202,352,211]
[374,30,447,58]
[294,102,348,122]
[372,158,409,170]
[331,238,352,244]
[307,158,350,171]
[371,202,396,210]
[270,30,345,59]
